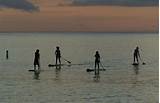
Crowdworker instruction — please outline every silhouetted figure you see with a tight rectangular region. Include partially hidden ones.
[95,51,100,76]
[133,46,140,64]
[34,49,40,71]
[6,50,8,59]
[55,46,61,66]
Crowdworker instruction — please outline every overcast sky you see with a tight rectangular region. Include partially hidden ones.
[72,0,158,6]
[0,0,158,32]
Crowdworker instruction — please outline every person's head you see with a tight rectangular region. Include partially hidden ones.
[56,46,59,50]
[36,49,39,53]
[96,51,99,54]
[136,46,139,50]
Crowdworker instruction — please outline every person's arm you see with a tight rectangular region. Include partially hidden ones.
[98,55,100,62]
[55,50,57,55]
[39,54,41,67]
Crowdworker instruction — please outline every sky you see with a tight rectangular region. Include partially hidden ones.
[0,0,158,32]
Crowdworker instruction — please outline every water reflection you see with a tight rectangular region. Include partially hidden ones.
[132,65,140,86]
[34,69,40,80]
[133,65,139,75]
[55,66,61,81]
[93,75,100,82]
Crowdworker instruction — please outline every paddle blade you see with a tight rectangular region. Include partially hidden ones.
[67,61,71,64]
[142,62,146,65]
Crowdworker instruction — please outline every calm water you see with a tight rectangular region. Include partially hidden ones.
[0,33,158,103]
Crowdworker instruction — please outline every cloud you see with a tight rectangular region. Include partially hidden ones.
[0,0,39,12]
[72,0,158,6]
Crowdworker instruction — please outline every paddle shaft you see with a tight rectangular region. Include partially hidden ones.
[139,48,146,64]
[139,56,145,64]
[100,62,105,70]
[61,57,71,64]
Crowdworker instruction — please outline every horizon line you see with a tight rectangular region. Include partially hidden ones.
[0,31,158,34]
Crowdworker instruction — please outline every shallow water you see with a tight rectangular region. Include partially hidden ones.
[0,33,158,103]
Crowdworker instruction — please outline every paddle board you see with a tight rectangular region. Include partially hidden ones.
[48,64,71,67]
[28,69,35,72]
[132,63,139,65]
[86,68,106,72]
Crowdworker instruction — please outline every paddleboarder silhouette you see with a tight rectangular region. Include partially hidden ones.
[95,51,100,76]
[55,46,61,66]
[133,46,140,64]
[34,49,40,71]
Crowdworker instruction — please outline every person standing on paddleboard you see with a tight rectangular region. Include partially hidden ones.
[55,46,61,65]
[95,51,100,75]
[6,50,9,59]
[133,46,140,64]
[34,49,40,70]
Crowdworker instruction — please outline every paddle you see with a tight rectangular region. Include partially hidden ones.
[139,47,146,65]
[139,57,146,65]
[100,62,105,70]
[61,57,71,64]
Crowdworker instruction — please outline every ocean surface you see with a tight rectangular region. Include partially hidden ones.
[0,33,158,103]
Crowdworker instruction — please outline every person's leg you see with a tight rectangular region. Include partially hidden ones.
[134,55,136,63]
[34,65,36,71]
[97,63,99,75]
[59,57,61,65]
[95,61,97,75]
[56,57,58,65]
[136,56,139,63]
[98,63,99,69]
[57,57,61,69]
[37,62,40,70]
[55,57,58,69]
